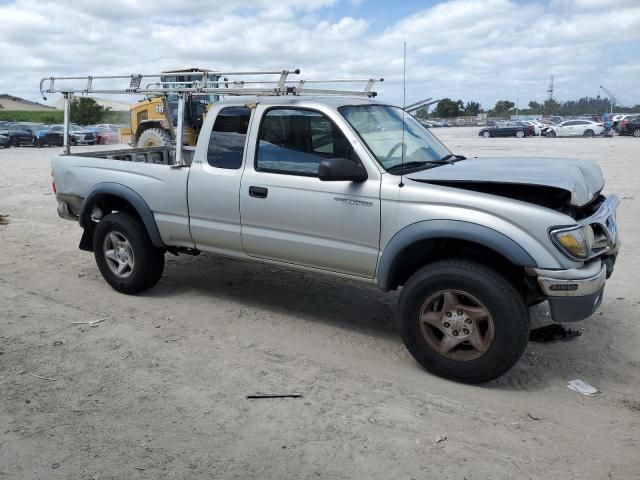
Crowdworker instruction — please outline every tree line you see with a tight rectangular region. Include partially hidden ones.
[416,96,640,119]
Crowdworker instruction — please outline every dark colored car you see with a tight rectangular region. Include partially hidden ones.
[6,123,46,146]
[618,116,640,137]
[33,127,64,147]
[479,122,535,138]
[0,134,10,148]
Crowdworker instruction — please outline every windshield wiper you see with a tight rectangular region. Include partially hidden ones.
[386,161,442,172]
[439,153,466,163]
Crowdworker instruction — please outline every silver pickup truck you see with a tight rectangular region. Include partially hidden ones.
[52,96,620,382]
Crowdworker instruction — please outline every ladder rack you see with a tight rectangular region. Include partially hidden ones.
[39,68,383,165]
[39,69,383,99]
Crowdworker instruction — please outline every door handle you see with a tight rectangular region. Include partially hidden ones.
[249,186,268,198]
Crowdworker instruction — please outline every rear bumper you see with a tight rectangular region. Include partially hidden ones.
[532,257,614,322]
[56,194,82,221]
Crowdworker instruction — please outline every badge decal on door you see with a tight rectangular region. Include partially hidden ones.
[334,197,373,207]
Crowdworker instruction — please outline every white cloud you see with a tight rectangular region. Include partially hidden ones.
[0,0,638,110]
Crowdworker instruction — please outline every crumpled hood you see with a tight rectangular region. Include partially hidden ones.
[408,157,604,207]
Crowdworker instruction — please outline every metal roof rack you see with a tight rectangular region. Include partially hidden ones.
[39,68,383,164]
[39,69,383,99]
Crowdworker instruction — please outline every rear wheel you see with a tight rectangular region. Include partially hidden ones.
[482,131,491,138]
[583,129,595,137]
[515,130,525,138]
[137,128,173,147]
[398,259,530,383]
[633,129,640,138]
[546,130,556,137]
[93,212,165,294]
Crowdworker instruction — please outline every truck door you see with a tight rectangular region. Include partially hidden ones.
[187,106,252,255]
[239,106,381,278]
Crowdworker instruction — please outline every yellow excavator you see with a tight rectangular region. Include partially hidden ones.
[129,68,221,147]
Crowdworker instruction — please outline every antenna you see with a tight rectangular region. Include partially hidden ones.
[400,41,406,188]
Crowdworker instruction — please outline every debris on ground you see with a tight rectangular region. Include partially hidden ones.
[529,324,582,342]
[246,393,303,399]
[434,434,447,445]
[527,412,542,421]
[72,317,108,328]
[29,373,56,381]
[567,379,598,396]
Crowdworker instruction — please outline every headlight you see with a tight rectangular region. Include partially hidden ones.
[550,225,594,259]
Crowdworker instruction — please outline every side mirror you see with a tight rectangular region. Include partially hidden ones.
[318,158,368,182]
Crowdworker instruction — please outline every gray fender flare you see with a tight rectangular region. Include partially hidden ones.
[79,182,165,248]
[376,220,537,291]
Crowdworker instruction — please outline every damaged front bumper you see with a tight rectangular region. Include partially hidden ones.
[529,193,620,322]
[532,258,613,322]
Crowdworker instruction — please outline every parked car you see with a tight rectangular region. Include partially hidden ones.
[87,125,120,144]
[33,126,64,147]
[519,120,545,136]
[0,134,10,148]
[6,123,46,146]
[617,116,640,137]
[51,94,620,383]
[478,122,534,138]
[50,125,97,145]
[543,119,604,137]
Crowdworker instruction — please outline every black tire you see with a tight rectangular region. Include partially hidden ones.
[515,130,525,138]
[546,130,556,137]
[89,141,97,145]
[398,259,530,383]
[93,212,164,294]
[583,129,595,137]
[633,129,640,138]
[10,137,19,147]
[137,128,173,147]
[482,131,491,138]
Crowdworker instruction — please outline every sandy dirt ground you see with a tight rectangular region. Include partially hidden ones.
[1,129,639,480]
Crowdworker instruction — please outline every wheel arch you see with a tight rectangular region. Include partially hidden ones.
[376,220,537,291]
[78,183,165,251]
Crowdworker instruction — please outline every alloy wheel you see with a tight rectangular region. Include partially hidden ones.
[419,289,495,361]
[102,231,135,278]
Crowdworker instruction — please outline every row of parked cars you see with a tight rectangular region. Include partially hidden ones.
[478,115,640,138]
[0,122,121,148]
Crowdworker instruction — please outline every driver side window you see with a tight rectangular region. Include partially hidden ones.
[256,108,358,176]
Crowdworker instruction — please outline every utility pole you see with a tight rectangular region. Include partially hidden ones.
[547,75,554,101]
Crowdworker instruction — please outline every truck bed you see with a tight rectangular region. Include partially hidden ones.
[67,146,195,166]
[52,146,195,248]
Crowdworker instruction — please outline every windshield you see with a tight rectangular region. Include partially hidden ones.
[339,105,451,171]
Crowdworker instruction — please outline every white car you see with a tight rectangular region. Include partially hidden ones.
[519,120,545,135]
[545,119,604,137]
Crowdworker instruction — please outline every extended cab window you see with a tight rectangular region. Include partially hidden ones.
[256,108,356,176]
[207,107,251,169]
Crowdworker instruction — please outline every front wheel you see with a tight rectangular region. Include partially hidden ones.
[515,130,525,138]
[93,212,165,294]
[398,259,530,383]
[546,130,556,137]
[633,129,640,138]
[482,131,491,138]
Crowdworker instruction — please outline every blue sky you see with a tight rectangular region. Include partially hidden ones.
[0,0,638,109]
